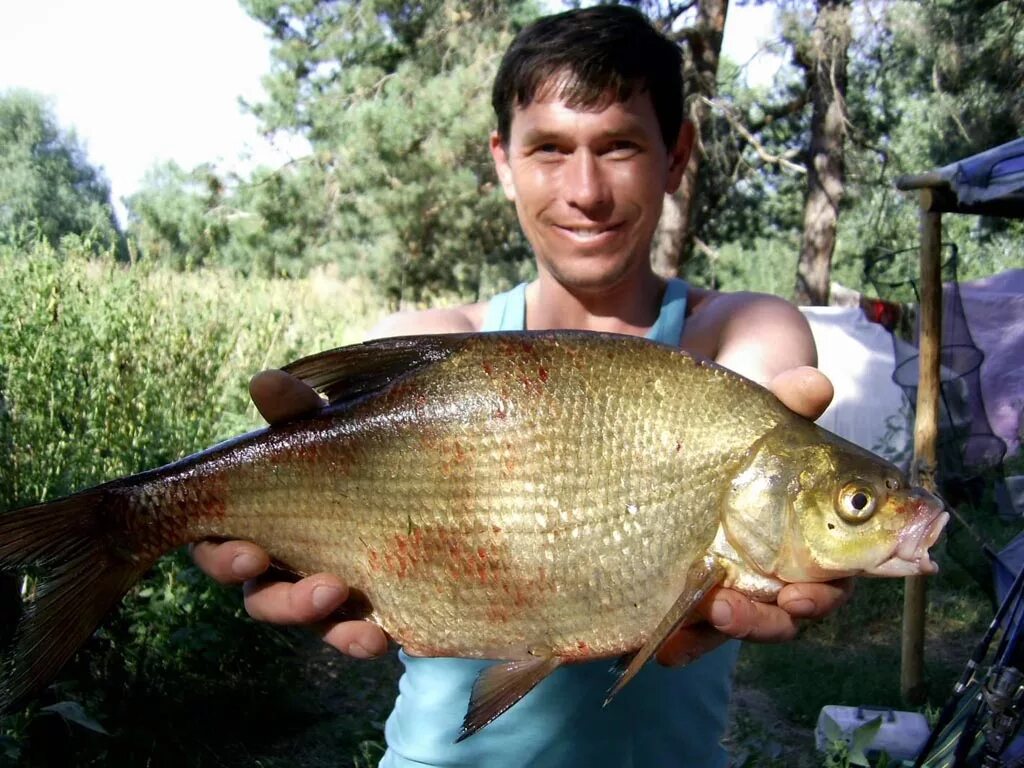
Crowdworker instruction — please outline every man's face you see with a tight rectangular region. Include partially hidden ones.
[490,86,692,294]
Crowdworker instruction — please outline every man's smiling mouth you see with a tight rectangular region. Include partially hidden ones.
[556,224,622,241]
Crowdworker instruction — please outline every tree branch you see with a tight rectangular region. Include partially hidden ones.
[701,97,807,175]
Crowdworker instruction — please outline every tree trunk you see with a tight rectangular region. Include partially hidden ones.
[794,0,851,306]
[651,0,729,278]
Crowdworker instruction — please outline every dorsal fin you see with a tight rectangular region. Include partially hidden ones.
[281,334,473,406]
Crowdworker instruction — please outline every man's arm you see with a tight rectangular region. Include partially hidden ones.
[191,305,482,658]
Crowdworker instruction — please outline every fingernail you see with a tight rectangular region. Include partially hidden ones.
[312,585,342,612]
[231,552,262,578]
[710,601,733,628]
[783,598,816,617]
[347,642,374,659]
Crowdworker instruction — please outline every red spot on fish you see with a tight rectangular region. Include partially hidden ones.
[498,338,539,361]
[439,439,471,478]
[676,442,682,453]
[486,603,511,624]
[384,551,409,579]
[492,526,502,534]
[477,547,488,560]
[482,361,494,376]
[517,372,544,396]
[538,366,549,382]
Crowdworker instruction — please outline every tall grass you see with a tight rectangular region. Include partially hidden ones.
[0,244,380,509]
[0,244,386,766]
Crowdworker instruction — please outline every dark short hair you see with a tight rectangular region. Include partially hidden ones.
[491,5,684,148]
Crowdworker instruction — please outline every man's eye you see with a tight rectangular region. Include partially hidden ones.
[536,143,562,154]
[606,141,640,158]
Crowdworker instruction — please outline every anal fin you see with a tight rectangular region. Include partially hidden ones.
[457,655,562,742]
[604,554,726,706]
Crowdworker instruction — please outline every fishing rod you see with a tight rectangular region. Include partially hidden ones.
[914,540,1024,767]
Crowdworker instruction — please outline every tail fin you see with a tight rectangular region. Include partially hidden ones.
[0,489,148,714]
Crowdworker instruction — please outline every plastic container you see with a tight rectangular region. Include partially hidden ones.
[815,705,931,761]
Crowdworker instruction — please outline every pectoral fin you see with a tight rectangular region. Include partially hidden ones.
[604,554,726,706]
[457,655,563,742]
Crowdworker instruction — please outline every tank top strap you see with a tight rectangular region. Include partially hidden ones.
[646,278,688,345]
[481,283,528,332]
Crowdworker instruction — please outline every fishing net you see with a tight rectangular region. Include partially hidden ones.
[865,246,1010,595]
[866,244,1007,483]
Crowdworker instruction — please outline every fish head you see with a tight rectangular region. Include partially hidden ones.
[722,423,949,584]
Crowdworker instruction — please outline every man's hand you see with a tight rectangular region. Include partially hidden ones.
[190,370,389,659]
[657,365,854,666]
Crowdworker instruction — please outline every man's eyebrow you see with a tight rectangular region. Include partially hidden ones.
[517,122,649,145]
[517,128,568,145]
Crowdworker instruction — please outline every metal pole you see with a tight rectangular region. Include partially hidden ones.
[902,196,942,703]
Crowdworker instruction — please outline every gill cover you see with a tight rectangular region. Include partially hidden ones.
[721,426,802,579]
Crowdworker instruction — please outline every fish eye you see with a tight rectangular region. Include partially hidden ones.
[837,484,877,524]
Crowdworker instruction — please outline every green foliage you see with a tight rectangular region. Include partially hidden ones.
[0,243,383,765]
[819,713,884,768]
[686,0,1024,301]
[120,2,542,301]
[0,91,124,258]
[234,0,541,303]
[684,236,801,296]
[727,710,788,768]
[125,161,231,271]
[221,163,331,277]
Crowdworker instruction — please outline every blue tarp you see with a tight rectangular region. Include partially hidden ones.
[936,137,1024,205]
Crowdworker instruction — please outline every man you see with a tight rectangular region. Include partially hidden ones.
[195,6,848,765]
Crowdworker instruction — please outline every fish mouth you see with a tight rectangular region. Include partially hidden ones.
[868,506,950,577]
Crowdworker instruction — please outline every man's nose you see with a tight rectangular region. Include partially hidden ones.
[564,150,611,214]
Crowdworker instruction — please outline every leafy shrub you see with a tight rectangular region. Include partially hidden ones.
[0,243,382,765]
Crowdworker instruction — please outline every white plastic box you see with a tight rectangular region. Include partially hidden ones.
[815,705,932,761]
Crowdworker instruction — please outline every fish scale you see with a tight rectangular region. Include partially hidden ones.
[0,331,948,740]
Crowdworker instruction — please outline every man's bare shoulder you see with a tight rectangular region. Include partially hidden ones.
[683,288,815,383]
[690,289,807,328]
[367,302,488,339]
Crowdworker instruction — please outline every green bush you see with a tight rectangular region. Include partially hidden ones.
[0,243,382,765]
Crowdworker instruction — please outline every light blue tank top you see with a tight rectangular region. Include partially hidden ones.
[382,279,738,768]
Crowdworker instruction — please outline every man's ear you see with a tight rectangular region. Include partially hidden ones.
[666,121,695,194]
[489,131,516,201]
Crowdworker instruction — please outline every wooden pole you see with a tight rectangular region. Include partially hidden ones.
[901,197,942,703]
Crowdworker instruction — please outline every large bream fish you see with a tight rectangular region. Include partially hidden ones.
[0,332,947,739]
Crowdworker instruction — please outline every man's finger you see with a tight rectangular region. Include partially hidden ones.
[242,573,349,625]
[768,366,834,420]
[249,369,325,425]
[777,578,854,619]
[705,591,800,644]
[320,620,390,659]
[190,540,270,584]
